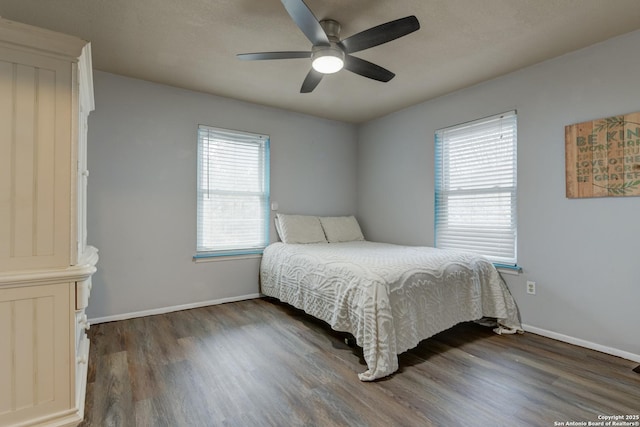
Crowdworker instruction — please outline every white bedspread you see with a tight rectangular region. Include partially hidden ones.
[260,241,522,381]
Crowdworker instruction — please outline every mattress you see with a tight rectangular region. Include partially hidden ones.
[260,241,522,381]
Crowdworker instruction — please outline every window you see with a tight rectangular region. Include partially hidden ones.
[434,111,517,265]
[196,125,270,257]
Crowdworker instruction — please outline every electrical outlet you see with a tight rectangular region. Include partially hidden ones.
[526,281,536,295]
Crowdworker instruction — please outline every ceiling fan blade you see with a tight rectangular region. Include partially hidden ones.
[300,69,323,93]
[237,51,311,61]
[280,0,330,46]
[339,16,420,54]
[344,56,395,82]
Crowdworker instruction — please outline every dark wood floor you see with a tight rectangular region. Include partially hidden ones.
[80,298,639,427]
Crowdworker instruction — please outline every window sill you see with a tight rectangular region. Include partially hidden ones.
[193,250,263,263]
[494,264,522,276]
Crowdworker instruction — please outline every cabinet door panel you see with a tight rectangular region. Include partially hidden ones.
[0,46,73,272]
[0,283,72,425]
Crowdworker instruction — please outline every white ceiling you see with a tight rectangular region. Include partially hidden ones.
[2,0,640,123]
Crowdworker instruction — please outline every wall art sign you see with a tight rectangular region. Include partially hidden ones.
[565,111,640,198]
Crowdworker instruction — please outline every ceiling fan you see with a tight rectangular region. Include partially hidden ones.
[237,0,420,93]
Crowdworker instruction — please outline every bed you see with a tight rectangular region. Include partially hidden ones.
[260,214,522,381]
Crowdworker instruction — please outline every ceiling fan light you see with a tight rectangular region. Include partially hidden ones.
[312,55,343,74]
[311,46,345,74]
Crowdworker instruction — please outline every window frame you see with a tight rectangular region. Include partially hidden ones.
[434,111,518,266]
[194,125,270,259]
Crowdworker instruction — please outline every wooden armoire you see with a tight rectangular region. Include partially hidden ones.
[0,18,97,427]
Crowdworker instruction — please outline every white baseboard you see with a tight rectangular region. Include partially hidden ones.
[88,293,262,324]
[522,323,640,364]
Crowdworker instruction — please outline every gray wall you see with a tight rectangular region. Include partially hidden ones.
[87,71,357,319]
[357,30,640,359]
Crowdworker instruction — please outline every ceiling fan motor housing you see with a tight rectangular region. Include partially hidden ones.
[319,19,341,41]
[311,19,344,74]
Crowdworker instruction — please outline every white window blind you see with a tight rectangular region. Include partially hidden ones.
[435,111,517,265]
[196,125,270,256]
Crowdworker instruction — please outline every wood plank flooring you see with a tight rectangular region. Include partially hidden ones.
[80,298,639,427]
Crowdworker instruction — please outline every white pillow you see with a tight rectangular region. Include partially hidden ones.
[276,214,327,244]
[319,216,365,243]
